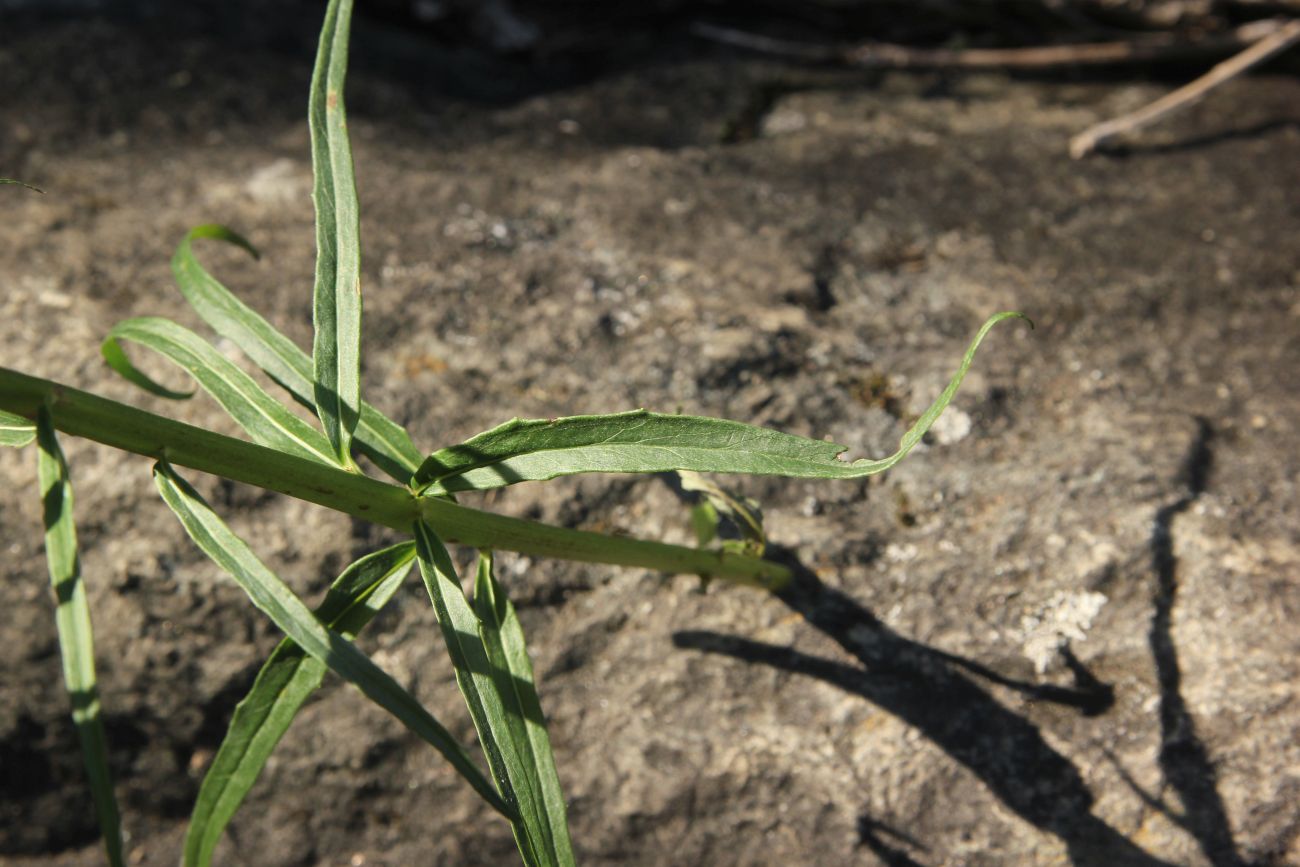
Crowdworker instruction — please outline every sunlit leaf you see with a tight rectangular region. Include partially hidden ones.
[310,0,363,466]
[417,312,1030,494]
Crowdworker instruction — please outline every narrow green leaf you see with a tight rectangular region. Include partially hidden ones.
[171,225,421,482]
[183,542,416,867]
[414,522,557,866]
[1,409,36,447]
[152,461,512,818]
[36,409,124,867]
[310,0,363,465]
[417,312,1030,493]
[472,551,575,867]
[103,317,336,465]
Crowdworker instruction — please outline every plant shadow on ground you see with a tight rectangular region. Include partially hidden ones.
[1136,418,1246,867]
[673,551,1161,866]
[673,436,1246,867]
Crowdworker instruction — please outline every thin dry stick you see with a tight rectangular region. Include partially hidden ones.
[1070,19,1300,157]
[691,19,1287,70]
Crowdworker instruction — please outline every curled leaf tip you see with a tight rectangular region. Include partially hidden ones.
[185,224,261,261]
[101,331,196,401]
[994,310,1034,329]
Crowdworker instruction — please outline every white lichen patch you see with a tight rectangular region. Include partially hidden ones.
[245,158,308,206]
[930,406,973,445]
[1017,590,1109,673]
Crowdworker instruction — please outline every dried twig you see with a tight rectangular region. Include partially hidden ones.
[1069,19,1300,157]
[691,19,1289,70]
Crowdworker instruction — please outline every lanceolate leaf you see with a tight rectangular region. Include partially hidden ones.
[416,312,1030,494]
[103,317,336,465]
[183,542,416,867]
[310,0,363,465]
[472,551,575,867]
[414,522,569,867]
[36,410,124,867]
[153,462,512,818]
[171,226,421,481]
[0,409,36,447]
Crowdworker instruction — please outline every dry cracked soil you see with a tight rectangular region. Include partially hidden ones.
[1,6,1298,866]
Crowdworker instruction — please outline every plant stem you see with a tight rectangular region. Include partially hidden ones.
[0,367,790,589]
[417,496,785,588]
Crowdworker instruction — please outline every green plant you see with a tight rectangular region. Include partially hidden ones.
[0,2,1028,864]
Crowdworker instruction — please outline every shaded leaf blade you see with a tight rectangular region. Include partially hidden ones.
[152,462,511,818]
[36,409,124,867]
[183,542,416,867]
[417,312,1029,493]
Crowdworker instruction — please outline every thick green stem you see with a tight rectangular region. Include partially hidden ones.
[417,496,786,588]
[0,368,790,589]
